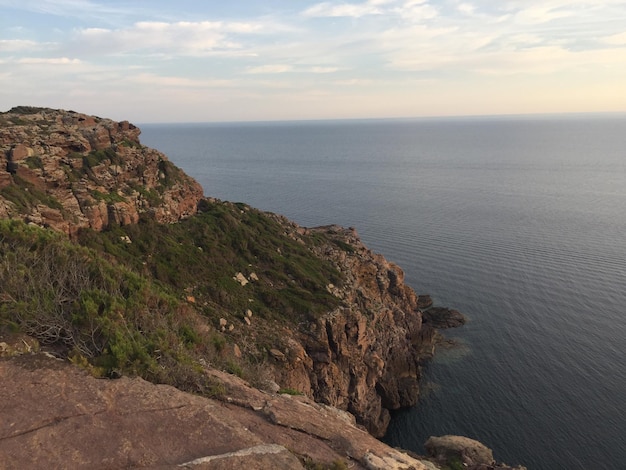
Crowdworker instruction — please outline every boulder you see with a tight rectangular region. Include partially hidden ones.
[422,307,466,329]
[425,435,494,467]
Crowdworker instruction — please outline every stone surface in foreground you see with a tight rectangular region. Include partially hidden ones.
[0,354,437,470]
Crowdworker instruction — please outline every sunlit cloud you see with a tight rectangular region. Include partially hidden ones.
[1,0,625,121]
[74,22,231,56]
[0,39,41,51]
[127,73,234,89]
[245,64,293,74]
[602,32,626,46]
[303,0,389,18]
[310,66,341,73]
[70,20,288,58]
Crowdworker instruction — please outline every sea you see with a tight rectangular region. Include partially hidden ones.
[140,114,626,470]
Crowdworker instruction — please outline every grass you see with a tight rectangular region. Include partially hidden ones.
[0,175,64,213]
[0,219,224,395]
[77,200,342,324]
[0,197,346,400]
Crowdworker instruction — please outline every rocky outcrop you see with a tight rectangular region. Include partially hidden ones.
[0,107,464,438]
[262,223,456,437]
[0,352,440,470]
[422,307,466,329]
[0,106,203,235]
[0,107,514,466]
[424,435,527,470]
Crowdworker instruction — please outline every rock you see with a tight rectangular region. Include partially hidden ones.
[0,354,438,470]
[0,334,39,357]
[269,349,287,362]
[245,309,253,318]
[0,106,472,449]
[0,107,203,234]
[422,307,466,329]
[417,294,433,309]
[233,273,248,286]
[425,435,494,467]
[267,224,441,437]
[179,444,305,469]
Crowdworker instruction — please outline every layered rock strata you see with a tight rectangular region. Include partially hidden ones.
[0,106,203,235]
[265,223,463,436]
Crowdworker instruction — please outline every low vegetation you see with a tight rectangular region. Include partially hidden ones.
[0,199,343,396]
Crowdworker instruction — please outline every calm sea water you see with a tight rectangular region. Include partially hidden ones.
[140,115,626,470]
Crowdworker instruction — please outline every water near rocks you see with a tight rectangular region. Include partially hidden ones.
[141,114,626,470]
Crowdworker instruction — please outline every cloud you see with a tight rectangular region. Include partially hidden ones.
[310,66,341,73]
[303,0,390,18]
[245,64,293,74]
[18,57,81,65]
[602,32,626,46]
[75,22,229,56]
[0,0,131,21]
[127,73,233,89]
[71,20,287,58]
[0,39,41,51]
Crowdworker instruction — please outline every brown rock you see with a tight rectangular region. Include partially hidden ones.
[0,107,203,234]
[0,354,436,470]
[425,435,494,467]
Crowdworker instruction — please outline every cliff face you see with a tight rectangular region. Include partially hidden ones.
[0,107,458,438]
[267,223,439,437]
[0,106,203,235]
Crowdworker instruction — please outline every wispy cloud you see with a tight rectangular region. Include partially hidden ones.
[0,39,42,51]
[70,19,290,58]
[602,32,626,46]
[303,0,389,18]
[1,0,625,120]
[245,64,293,74]
[18,57,81,64]
[310,66,341,73]
[0,0,133,21]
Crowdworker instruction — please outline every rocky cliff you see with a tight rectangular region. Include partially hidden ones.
[265,223,444,437]
[0,107,526,469]
[0,106,203,235]
[0,106,461,437]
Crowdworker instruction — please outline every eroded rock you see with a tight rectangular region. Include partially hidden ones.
[0,107,203,235]
[0,354,437,470]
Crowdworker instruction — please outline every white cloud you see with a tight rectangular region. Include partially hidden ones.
[75,22,228,56]
[18,57,81,65]
[0,39,41,51]
[0,0,132,21]
[303,0,388,18]
[72,20,286,58]
[245,64,293,74]
[310,66,341,73]
[127,73,233,88]
[392,0,437,22]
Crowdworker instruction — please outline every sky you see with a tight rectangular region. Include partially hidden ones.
[1,0,626,123]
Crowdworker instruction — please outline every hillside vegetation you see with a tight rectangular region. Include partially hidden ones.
[0,107,458,438]
[0,200,343,393]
